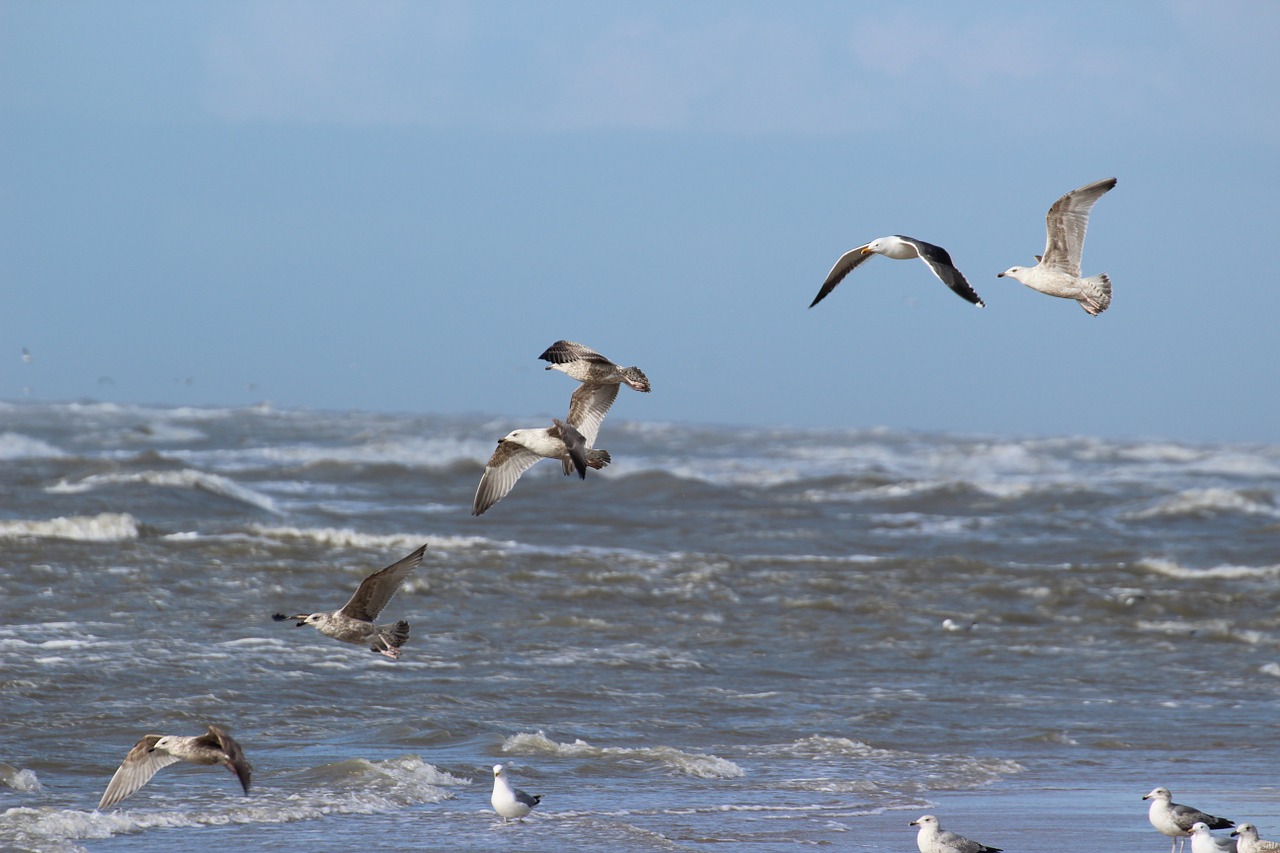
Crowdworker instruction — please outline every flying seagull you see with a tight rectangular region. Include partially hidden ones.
[1233,823,1280,853]
[1145,786,1235,853]
[538,340,652,393]
[909,814,1002,853]
[997,177,1117,315]
[809,236,985,309]
[273,544,425,659]
[491,763,542,822]
[98,724,252,809]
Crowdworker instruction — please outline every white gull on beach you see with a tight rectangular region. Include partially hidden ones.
[1233,823,1280,853]
[491,763,542,822]
[97,724,252,809]
[1145,786,1236,853]
[1191,821,1240,853]
[997,177,1117,315]
[273,545,425,659]
[810,236,985,308]
[909,814,1002,853]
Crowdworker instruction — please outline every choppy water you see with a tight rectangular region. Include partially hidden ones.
[1,401,1278,852]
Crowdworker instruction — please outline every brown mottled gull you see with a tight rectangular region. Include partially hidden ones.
[910,814,1002,853]
[273,544,425,659]
[97,724,251,809]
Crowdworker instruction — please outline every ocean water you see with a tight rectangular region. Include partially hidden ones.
[1,400,1278,852]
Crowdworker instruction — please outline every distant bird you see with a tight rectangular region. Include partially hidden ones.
[273,545,425,659]
[1191,821,1240,853]
[491,763,541,822]
[21,347,32,364]
[98,724,251,809]
[909,814,1002,853]
[539,340,651,393]
[809,236,985,309]
[1145,787,1235,853]
[1233,823,1280,853]
[997,177,1117,315]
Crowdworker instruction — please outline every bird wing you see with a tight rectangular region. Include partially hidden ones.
[202,725,252,795]
[98,735,179,809]
[809,243,875,307]
[1171,802,1227,831]
[340,544,426,621]
[565,382,619,448]
[514,787,542,808]
[901,237,985,307]
[472,441,543,516]
[553,419,589,479]
[1040,177,1117,276]
[539,340,608,366]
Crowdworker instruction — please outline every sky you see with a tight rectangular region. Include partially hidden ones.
[2,0,1279,443]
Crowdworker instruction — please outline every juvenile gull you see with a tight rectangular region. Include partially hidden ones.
[273,544,425,659]
[997,177,1117,315]
[491,763,541,822]
[1233,823,1280,853]
[98,724,251,809]
[809,236,985,308]
[539,340,651,393]
[1145,786,1235,853]
[1191,821,1239,853]
[909,814,1002,853]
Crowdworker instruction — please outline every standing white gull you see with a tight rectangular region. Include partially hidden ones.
[273,544,425,659]
[1233,823,1280,853]
[491,763,541,822]
[997,177,1117,315]
[98,724,252,809]
[909,814,1002,853]
[1191,821,1240,853]
[1145,786,1235,853]
[810,236,985,308]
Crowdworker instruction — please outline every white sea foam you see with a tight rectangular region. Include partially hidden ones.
[0,513,140,542]
[1125,488,1280,521]
[501,731,745,779]
[0,431,66,460]
[46,469,282,514]
[0,763,42,792]
[1137,558,1280,579]
[246,524,495,552]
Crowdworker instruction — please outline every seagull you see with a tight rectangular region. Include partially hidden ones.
[98,724,251,809]
[1233,823,1280,853]
[809,236,985,309]
[491,763,542,822]
[539,340,651,393]
[1191,821,1240,853]
[1145,786,1235,853]
[997,177,1117,315]
[909,814,1002,853]
[273,544,425,659]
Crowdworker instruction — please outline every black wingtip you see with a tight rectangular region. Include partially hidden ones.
[271,613,288,621]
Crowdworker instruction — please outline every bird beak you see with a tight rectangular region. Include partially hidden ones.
[996,272,1005,277]
[860,247,873,255]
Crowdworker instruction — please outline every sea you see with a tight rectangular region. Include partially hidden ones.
[1,400,1277,852]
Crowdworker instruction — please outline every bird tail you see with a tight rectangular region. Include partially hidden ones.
[586,449,611,469]
[1078,273,1112,316]
[380,620,410,649]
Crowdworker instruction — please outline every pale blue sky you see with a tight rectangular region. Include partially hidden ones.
[3,1,1278,442]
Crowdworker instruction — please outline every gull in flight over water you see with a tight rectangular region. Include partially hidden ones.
[491,763,542,822]
[909,814,1002,853]
[997,177,1117,315]
[273,545,425,659]
[472,341,647,516]
[98,724,252,809]
[810,236,985,309]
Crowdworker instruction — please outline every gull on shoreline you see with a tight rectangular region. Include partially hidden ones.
[909,814,1002,853]
[1145,786,1235,853]
[491,763,542,822]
